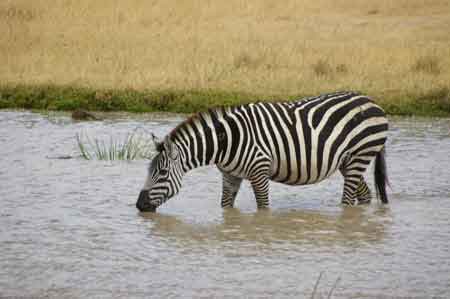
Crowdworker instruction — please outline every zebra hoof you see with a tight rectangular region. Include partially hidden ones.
[341,199,357,206]
[357,197,372,205]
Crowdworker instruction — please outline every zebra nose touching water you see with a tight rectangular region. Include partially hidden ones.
[136,91,389,212]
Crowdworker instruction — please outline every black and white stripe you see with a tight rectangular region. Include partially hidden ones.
[136,91,389,212]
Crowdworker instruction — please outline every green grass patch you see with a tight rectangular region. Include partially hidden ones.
[377,87,450,117]
[1,84,450,117]
[0,84,264,114]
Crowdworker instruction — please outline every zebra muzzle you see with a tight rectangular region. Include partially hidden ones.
[136,190,157,212]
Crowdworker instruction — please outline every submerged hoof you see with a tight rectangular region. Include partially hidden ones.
[341,198,357,206]
[342,197,371,206]
[357,197,372,204]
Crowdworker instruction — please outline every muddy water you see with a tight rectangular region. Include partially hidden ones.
[1,111,450,298]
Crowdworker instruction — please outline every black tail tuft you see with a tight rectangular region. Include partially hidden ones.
[374,147,389,203]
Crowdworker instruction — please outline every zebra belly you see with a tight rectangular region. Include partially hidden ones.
[269,153,341,186]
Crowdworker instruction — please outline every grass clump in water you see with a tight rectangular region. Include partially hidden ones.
[310,272,341,299]
[76,132,153,161]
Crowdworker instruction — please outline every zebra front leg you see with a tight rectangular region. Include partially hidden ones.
[221,171,243,208]
[249,171,271,209]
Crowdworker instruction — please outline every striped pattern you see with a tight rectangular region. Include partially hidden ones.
[138,91,389,210]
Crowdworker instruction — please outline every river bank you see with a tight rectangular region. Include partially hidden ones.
[1,84,449,117]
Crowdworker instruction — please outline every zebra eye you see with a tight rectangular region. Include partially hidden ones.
[159,169,169,177]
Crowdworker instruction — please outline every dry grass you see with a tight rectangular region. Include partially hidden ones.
[412,55,441,75]
[1,0,450,100]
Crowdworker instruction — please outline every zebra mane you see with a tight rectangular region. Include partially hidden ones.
[168,113,200,140]
[166,92,362,144]
[168,107,227,141]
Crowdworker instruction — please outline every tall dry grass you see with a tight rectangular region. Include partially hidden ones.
[1,0,450,99]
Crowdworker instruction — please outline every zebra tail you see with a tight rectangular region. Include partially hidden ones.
[374,147,389,203]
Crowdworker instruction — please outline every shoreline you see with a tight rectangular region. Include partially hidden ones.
[1,84,449,117]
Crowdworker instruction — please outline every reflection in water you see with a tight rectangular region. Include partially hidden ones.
[1,111,450,298]
[140,206,391,248]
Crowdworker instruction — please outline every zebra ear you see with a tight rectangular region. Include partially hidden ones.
[163,136,178,160]
[151,133,160,144]
[151,134,164,152]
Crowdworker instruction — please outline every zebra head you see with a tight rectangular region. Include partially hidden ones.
[136,136,183,212]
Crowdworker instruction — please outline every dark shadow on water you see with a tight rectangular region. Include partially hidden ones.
[138,205,392,249]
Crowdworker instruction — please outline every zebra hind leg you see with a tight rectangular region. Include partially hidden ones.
[354,178,372,204]
[340,158,372,206]
[220,171,243,208]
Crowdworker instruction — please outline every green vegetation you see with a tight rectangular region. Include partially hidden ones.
[76,131,153,161]
[1,84,450,117]
[0,84,261,114]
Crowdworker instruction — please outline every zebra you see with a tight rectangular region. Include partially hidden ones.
[136,91,389,212]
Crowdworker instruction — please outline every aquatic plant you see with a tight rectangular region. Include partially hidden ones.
[76,132,153,161]
[310,272,341,299]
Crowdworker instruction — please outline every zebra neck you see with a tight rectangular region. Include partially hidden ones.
[171,114,222,172]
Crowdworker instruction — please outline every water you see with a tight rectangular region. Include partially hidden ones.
[1,110,450,298]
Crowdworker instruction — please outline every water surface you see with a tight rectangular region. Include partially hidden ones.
[1,111,450,298]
